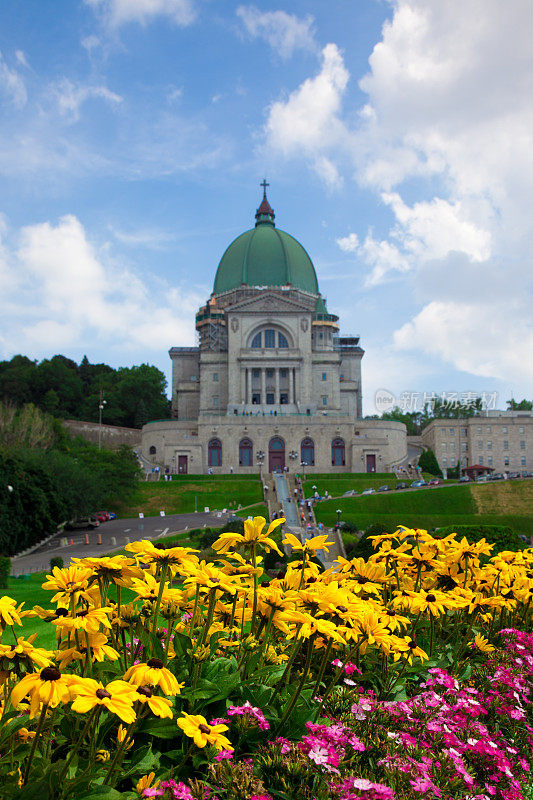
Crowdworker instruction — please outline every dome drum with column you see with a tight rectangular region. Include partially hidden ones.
[142,184,407,474]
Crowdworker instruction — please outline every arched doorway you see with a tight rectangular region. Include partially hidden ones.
[301,437,315,466]
[268,436,285,473]
[331,438,345,466]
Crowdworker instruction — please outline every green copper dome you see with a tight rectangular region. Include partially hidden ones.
[213,189,319,296]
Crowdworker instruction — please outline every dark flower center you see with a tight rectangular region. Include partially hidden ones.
[137,685,153,698]
[147,658,163,668]
[40,667,61,682]
[337,606,348,613]
[426,594,436,603]
[387,610,396,616]
[77,610,89,617]
[55,608,69,617]
[356,576,369,584]
[96,688,111,700]
[199,724,211,734]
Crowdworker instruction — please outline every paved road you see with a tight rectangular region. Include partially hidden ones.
[11,511,233,576]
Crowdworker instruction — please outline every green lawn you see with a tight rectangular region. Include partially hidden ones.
[313,483,533,536]
[4,573,60,650]
[302,473,435,497]
[115,475,264,518]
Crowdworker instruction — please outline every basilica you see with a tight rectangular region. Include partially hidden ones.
[141,187,406,474]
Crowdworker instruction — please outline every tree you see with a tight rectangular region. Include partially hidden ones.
[418,448,443,477]
[507,398,533,411]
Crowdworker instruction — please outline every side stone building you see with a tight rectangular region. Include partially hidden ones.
[421,411,532,474]
[141,188,407,474]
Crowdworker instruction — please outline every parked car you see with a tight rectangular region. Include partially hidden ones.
[361,488,375,495]
[490,473,505,481]
[458,475,471,483]
[95,511,110,523]
[107,512,117,520]
[428,478,442,486]
[65,516,100,530]
[395,482,408,490]
[343,490,358,497]
[410,480,427,488]
[508,472,521,479]
[522,471,533,478]
[377,485,390,492]
[475,475,489,483]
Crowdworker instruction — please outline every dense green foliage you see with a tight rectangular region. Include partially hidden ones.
[0,556,10,589]
[435,524,527,554]
[418,447,443,477]
[0,403,141,556]
[0,353,170,428]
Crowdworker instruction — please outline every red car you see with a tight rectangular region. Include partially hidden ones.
[95,511,110,523]
[428,479,442,486]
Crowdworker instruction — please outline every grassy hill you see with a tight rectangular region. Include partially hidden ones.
[302,473,433,497]
[313,480,533,536]
[115,475,264,518]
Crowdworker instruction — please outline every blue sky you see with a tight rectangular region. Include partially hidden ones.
[1,0,532,414]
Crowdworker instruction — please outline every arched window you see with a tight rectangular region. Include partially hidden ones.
[149,445,156,455]
[264,329,276,348]
[208,438,222,467]
[332,438,345,466]
[239,438,253,467]
[278,332,288,348]
[301,438,315,466]
[251,332,262,348]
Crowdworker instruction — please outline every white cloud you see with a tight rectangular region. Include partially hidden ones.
[264,1,533,392]
[264,44,350,182]
[0,52,27,108]
[394,300,533,384]
[86,0,196,27]
[52,79,123,122]
[15,51,29,69]
[0,215,203,358]
[336,233,359,253]
[236,6,316,59]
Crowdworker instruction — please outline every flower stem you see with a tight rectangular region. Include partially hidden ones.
[23,703,48,785]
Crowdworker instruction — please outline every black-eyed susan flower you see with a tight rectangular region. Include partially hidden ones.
[410,589,452,617]
[0,634,54,673]
[134,685,173,718]
[283,532,334,556]
[130,573,170,603]
[52,605,112,635]
[468,633,495,653]
[70,678,137,724]
[41,565,94,604]
[391,636,429,665]
[136,772,160,796]
[212,516,284,556]
[0,596,24,628]
[72,555,142,587]
[124,658,184,696]
[177,712,233,751]
[10,667,78,718]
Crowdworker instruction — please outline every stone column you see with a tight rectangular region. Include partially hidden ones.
[289,368,295,404]
[261,368,266,405]
[246,368,250,404]
[275,368,280,404]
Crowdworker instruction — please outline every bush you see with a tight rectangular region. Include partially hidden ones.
[434,524,526,555]
[351,522,390,560]
[340,520,359,534]
[0,556,11,589]
[342,532,358,556]
[49,556,64,571]
[418,448,443,477]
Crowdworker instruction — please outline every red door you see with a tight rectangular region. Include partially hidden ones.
[366,454,376,473]
[269,437,285,473]
[178,455,188,474]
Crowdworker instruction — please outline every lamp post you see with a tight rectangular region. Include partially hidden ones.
[336,508,342,526]
[300,461,307,479]
[256,450,265,471]
[98,393,107,451]
[289,450,298,472]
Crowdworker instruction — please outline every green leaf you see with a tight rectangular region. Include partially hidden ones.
[137,717,178,739]
[74,788,123,800]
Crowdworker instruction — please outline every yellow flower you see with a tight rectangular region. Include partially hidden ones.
[52,605,112,635]
[126,540,199,576]
[283,532,334,555]
[0,596,23,627]
[0,635,54,671]
[212,516,284,555]
[41,565,94,604]
[469,633,495,653]
[72,555,142,586]
[17,727,36,742]
[391,636,429,665]
[183,561,240,595]
[70,678,138,724]
[134,685,174,718]
[96,749,110,762]
[410,589,452,617]
[117,723,134,749]
[124,659,184,696]
[56,631,120,670]
[10,667,79,718]
[177,713,233,751]
[130,572,170,603]
[136,773,160,797]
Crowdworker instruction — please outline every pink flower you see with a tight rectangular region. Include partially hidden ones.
[214,749,234,762]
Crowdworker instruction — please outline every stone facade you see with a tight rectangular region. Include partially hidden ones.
[421,412,533,474]
[142,190,407,474]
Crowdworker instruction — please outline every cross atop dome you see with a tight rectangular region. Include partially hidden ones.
[255,178,275,227]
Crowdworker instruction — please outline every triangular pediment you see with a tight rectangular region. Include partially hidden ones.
[227,291,313,314]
